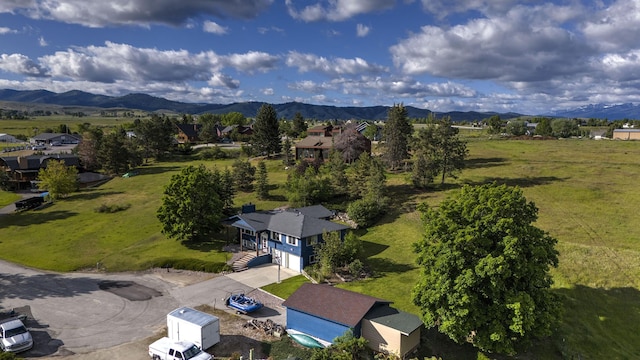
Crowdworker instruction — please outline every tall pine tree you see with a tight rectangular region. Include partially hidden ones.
[382,103,413,170]
[252,104,281,157]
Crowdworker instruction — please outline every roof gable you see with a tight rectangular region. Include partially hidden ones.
[282,283,390,327]
[227,205,348,238]
[364,306,423,335]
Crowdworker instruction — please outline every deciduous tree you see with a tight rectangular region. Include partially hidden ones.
[414,117,468,185]
[506,119,527,136]
[534,117,552,136]
[333,123,369,163]
[487,115,503,134]
[413,183,561,354]
[76,127,103,171]
[37,160,78,200]
[135,115,175,161]
[98,127,140,175]
[157,165,226,243]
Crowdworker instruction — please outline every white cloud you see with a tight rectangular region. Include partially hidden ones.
[257,26,284,35]
[286,0,395,21]
[0,27,18,34]
[286,51,387,77]
[0,42,280,92]
[581,0,640,52]
[0,0,273,27]
[356,24,370,37]
[262,88,274,95]
[390,4,592,82]
[38,36,48,46]
[203,20,228,35]
[208,73,240,88]
[224,51,280,73]
[0,54,46,76]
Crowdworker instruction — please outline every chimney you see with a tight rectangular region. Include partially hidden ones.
[18,156,28,169]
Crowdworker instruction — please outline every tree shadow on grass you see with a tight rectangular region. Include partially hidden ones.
[65,190,123,202]
[367,257,415,277]
[465,157,508,169]
[372,184,426,227]
[467,176,565,189]
[182,238,227,252]
[413,285,640,359]
[360,240,389,258]
[7,210,77,227]
[549,285,640,360]
[133,165,182,175]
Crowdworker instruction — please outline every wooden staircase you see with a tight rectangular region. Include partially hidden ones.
[232,253,256,272]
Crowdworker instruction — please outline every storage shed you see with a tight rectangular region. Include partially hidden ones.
[167,307,220,350]
[282,283,422,358]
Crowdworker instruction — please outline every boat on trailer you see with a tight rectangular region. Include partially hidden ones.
[226,293,263,314]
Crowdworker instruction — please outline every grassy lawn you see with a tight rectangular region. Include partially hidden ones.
[1,138,640,358]
[0,190,20,207]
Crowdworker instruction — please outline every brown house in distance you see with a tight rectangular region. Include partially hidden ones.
[295,124,371,162]
[176,123,202,143]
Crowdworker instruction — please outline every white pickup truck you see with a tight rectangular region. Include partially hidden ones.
[148,337,212,360]
[0,319,34,353]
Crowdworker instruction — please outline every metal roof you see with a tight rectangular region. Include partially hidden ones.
[364,305,423,335]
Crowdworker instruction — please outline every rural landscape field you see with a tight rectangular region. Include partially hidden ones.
[1,117,640,359]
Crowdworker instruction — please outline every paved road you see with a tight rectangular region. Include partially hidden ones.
[0,260,297,358]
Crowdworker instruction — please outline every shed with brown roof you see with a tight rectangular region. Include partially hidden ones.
[282,283,422,358]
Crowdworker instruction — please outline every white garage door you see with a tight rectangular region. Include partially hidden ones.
[287,253,301,272]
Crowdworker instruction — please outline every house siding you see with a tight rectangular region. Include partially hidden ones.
[286,308,353,344]
[613,129,640,140]
[361,319,420,359]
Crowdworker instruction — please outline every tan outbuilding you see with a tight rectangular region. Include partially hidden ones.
[612,129,640,140]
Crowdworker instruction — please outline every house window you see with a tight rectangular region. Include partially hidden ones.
[286,236,298,246]
[241,228,254,235]
[308,234,319,246]
[309,254,318,264]
[271,231,281,241]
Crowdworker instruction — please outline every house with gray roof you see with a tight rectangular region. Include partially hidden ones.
[0,154,80,190]
[225,205,349,272]
[282,283,423,358]
[31,133,81,146]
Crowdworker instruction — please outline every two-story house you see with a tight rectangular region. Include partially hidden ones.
[225,204,349,273]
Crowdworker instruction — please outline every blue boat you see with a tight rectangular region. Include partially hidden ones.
[226,294,263,314]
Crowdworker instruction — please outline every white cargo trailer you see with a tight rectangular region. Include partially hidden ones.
[167,307,220,350]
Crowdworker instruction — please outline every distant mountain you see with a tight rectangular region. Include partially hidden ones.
[548,103,640,121]
[0,89,523,122]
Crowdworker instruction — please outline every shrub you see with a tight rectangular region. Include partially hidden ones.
[198,146,228,160]
[347,198,383,228]
[144,258,231,273]
[348,259,364,277]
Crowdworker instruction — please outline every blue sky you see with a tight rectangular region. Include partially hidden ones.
[1,1,639,115]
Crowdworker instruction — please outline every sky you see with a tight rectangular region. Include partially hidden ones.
[1,1,640,115]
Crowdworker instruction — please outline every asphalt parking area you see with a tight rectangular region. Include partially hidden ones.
[98,280,163,301]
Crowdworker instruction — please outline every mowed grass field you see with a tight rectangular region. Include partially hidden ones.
[1,137,640,358]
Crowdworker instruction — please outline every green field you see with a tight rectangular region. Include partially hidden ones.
[1,137,640,359]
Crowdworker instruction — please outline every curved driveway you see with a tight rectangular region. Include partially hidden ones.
[0,260,297,358]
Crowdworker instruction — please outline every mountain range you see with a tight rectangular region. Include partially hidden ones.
[0,89,523,122]
[547,103,640,121]
[2,88,637,121]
